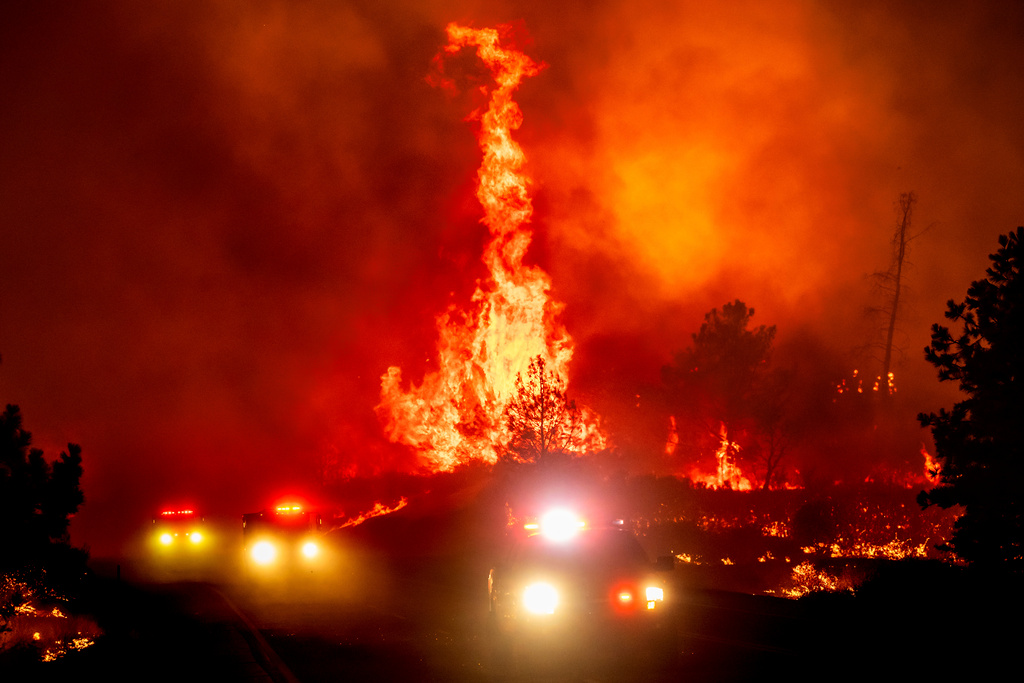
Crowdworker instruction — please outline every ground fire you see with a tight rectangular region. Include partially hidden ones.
[0,575,98,663]
[377,23,604,472]
[613,473,959,597]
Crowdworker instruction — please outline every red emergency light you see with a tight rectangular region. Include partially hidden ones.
[160,509,195,517]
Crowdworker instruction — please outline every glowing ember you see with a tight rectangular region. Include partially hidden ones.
[40,636,96,663]
[800,539,929,561]
[835,369,897,396]
[780,562,854,598]
[378,23,604,470]
[1,574,100,662]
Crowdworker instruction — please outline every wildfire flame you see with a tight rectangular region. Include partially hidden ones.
[664,415,679,456]
[712,423,752,490]
[377,23,603,470]
[921,444,940,484]
[337,498,409,529]
[670,420,754,490]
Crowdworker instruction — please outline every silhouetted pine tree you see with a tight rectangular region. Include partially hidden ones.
[919,227,1024,570]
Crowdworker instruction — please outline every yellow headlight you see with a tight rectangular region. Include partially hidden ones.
[301,541,319,559]
[159,533,173,545]
[645,586,664,602]
[523,582,559,615]
[190,531,203,544]
[251,540,277,565]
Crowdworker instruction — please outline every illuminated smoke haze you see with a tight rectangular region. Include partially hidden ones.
[1,0,1022,554]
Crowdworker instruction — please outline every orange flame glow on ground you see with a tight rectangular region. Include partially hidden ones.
[1,575,99,662]
[377,24,603,471]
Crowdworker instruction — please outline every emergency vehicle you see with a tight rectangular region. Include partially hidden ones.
[241,504,326,576]
[150,509,207,553]
[487,509,671,643]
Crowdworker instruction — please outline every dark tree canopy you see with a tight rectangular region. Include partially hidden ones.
[663,300,776,424]
[918,227,1024,569]
[663,300,789,488]
[0,404,85,572]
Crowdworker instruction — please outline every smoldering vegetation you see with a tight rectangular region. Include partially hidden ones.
[307,461,957,599]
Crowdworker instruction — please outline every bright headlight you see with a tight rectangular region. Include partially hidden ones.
[189,531,203,544]
[538,509,585,542]
[301,541,319,559]
[645,586,664,602]
[251,540,277,565]
[523,582,559,615]
[159,533,173,545]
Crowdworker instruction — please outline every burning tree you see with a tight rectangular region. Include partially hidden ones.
[377,24,604,471]
[663,300,788,489]
[918,226,1024,570]
[501,355,599,464]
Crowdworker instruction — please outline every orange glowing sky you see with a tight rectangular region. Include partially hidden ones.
[1,0,1022,554]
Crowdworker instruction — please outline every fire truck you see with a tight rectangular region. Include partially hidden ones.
[150,509,207,553]
[241,504,327,576]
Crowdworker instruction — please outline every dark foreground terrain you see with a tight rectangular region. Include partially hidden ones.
[7,550,1020,683]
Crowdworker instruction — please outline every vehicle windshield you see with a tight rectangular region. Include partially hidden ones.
[244,510,320,535]
[154,512,199,525]
[273,512,315,528]
[514,528,650,572]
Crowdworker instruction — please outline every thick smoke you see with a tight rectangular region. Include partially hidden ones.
[1,0,1022,554]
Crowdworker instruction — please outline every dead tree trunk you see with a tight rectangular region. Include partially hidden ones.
[882,192,915,381]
